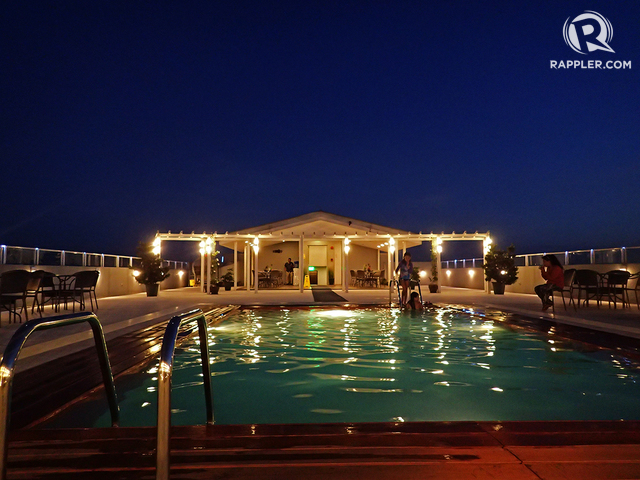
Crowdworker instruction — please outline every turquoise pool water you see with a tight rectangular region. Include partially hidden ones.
[46,307,640,427]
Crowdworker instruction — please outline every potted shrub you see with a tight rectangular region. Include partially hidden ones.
[132,242,171,297]
[410,267,421,289]
[428,248,439,293]
[221,269,234,291]
[483,244,519,294]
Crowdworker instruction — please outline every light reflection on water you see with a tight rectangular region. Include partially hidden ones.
[45,307,640,428]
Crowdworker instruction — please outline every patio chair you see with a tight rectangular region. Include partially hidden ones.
[38,271,59,312]
[601,270,631,309]
[551,268,576,313]
[270,270,283,287]
[0,269,31,324]
[630,273,640,310]
[70,270,100,311]
[25,270,45,317]
[573,269,601,308]
[349,270,357,286]
[355,270,366,287]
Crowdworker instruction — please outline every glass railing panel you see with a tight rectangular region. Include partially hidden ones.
[5,247,36,265]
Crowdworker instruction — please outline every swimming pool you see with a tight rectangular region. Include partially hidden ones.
[44,306,640,428]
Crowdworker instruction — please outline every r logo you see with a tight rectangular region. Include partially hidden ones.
[563,11,614,54]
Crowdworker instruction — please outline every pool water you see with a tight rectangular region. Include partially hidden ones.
[45,307,640,428]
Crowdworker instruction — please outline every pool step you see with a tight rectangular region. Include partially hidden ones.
[7,421,640,479]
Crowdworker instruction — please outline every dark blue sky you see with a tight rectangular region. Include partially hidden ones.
[2,1,639,260]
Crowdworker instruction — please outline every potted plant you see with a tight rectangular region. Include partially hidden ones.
[410,267,420,289]
[132,242,171,297]
[221,268,234,291]
[428,248,439,293]
[483,244,519,294]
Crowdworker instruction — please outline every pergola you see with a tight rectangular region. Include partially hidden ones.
[154,211,491,294]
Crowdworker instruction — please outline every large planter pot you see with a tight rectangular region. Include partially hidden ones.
[145,283,159,297]
[492,282,505,295]
[409,280,419,289]
[210,285,220,294]
[224,283,232,291]
[428,284,438,294]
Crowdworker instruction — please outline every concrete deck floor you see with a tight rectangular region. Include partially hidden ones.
[2,286,640,479]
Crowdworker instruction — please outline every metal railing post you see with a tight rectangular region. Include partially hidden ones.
[156,309,213,480]
[0,313,119,480]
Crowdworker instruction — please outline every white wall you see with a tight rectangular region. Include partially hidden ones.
[0,265,189,298]
[440,263,639,294]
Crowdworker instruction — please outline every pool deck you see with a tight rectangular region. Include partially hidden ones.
[3,286,640,479]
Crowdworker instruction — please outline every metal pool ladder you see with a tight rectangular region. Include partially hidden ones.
[0,312,120,480]
[156,308,214,480]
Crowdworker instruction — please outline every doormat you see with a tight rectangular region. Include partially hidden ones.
[311,287,347,302]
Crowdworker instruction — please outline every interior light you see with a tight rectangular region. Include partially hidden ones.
[309,266,315,271]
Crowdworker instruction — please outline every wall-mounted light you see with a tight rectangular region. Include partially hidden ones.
[132,270,141,277]
[178,270,184,278]
[419,270,427,278]
[252,237,260,253]
[468,270,475,278]
[389,237,396,254]
[446,270,452,277]
[344,238,350,254]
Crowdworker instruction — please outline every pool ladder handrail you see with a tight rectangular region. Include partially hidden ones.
[156,308,213,480]
[0,312,120,480]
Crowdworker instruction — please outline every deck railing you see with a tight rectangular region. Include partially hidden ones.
[0,245,188,270]
[156,309,213,480]
[442,246,640,269]
[0,313,119,480]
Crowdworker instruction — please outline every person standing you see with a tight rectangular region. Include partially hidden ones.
[395,252,413,306]
[535,254,564,311]
[284,258,295,285]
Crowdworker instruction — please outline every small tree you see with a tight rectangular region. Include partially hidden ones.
[483,244,518,285]
[429,248,438,284]
[133,242,170,285]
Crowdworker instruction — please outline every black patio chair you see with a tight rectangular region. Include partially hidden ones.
[70,270,100,311]
[551,268,576,313]
[601,270,631,309]
[573,269,602,308]
[25,270,45,318]
[0,269,31,324]
[349,270,357,286]
[38,271,59,312]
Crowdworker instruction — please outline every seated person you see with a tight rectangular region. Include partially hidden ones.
[535,254,564,311]
[405,291,423,311]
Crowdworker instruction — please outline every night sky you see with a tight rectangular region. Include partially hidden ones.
[2,1,639,261]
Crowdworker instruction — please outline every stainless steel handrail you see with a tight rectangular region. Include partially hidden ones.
[156,309,213,480]
[0,312,120,480]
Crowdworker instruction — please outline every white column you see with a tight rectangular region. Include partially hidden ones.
[341,240,347,292]
[244,243,249,290]
[206,244,211,294]
[254,247,259,293]
[436,247,442,293]
[299,234,304,293]
[387,248,393,304]
[233,242,238,289]
[344,239,349,293]
[377,249,380,271]
[200,246,205,293]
